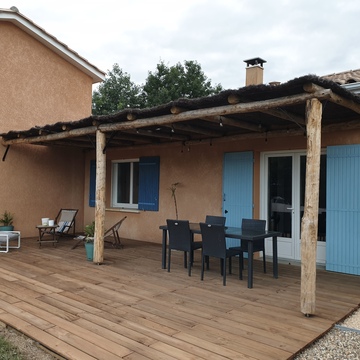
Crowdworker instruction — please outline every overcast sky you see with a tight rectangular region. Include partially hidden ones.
[5,0,360,89]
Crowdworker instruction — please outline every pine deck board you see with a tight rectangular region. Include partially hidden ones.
[0,237,358,360]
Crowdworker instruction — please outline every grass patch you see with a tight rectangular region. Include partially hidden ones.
[0,336,23,360]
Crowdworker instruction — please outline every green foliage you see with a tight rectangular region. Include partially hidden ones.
[84,221,95,239]
[0,211,14,226]
[142,60,222,107]
[0,336,23,359]
[92,64,143,115]
[92,60,222,114]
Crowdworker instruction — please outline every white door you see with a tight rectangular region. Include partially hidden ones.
[260,151,326,264]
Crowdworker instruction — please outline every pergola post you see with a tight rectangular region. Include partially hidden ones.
[94,129,106,264]
[301,98,322,315]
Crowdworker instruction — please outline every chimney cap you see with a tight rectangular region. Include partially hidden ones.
[244,57,266,67]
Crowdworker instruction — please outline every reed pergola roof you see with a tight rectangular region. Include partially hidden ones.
[2,75,360,150]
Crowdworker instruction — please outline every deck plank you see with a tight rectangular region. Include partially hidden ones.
[0,237,358,360]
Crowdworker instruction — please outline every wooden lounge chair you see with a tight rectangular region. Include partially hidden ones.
[54,209,78,238]
[39,209,78,243]
[104,216,127,248]
[71,216,127,249]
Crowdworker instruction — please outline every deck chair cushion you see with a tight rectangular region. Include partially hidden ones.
[56,221,69,233]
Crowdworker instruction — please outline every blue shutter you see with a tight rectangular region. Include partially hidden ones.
[89,160,96,207]
[138,156,160,211]
[327,145,360,275]
[223,151,254,247]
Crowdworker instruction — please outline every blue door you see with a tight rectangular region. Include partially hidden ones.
[223,152,253,247]
[326,145,360,275]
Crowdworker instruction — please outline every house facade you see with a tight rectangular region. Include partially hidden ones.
[1,9,359,282]
[82,98,360,276]
[0,7,105,236]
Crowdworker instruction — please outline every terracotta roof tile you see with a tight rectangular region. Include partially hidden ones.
[322,69,360,84]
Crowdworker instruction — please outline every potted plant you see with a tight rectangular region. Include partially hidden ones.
[0,210,14,231]
[84,221,95,261]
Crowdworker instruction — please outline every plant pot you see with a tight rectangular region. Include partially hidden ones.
[84,242,94,261]
[0,225,14,231]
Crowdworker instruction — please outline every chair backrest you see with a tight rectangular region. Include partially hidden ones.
[104,216,127,237]
[205,215,226,226]
[55,209,78,234]
[166,219,192,252]
[200,222,227,258]
[241,218,266,232]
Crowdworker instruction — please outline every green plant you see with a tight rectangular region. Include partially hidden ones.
[0,210,14,226]
[84,221,95,241]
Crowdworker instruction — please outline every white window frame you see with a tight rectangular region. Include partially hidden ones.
[111,159,139,209]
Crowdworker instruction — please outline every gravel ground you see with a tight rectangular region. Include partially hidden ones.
[293,307,360,360]
[0,322,59,360]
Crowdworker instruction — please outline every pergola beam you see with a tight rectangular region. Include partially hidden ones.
[227,94,306,125]
[301,98,322,316]
[1,90,332,147]
[94,130,106,264]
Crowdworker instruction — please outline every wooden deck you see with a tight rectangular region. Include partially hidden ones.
[0,237,359,360]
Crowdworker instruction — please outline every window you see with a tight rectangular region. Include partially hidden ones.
[112,159,139,209]
[89,157,159,211]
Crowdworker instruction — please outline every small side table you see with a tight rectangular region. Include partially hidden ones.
[36,225,58,247]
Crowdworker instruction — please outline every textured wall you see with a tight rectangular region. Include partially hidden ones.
[0,23,93,132]
[0,22,94,237]
[82,129,360,244]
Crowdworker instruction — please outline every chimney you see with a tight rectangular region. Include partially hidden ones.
[244,57,266,85]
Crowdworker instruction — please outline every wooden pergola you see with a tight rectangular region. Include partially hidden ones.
[2,75,360,315]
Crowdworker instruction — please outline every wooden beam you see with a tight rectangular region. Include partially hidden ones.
[171,123,223,136]
[98,90,331,132]
[94,130,106,264]
[201,115,262,132]
[328,92,360,114]
[304,82,360,114]
[127,129,189,141]
[261,108,306,126]
[170,106,187,114]
[228,94,306,125]
[127,113,137,121]
[301,98,322,316]
[1,126,97,146]
[1,90,332,147]
[303,82,324,93]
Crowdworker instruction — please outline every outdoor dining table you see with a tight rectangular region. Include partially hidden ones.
[159,223,281,288]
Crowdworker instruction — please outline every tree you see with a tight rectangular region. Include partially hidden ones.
[142,60,222,107]
[92,61,222,115]
[92,64,142,115]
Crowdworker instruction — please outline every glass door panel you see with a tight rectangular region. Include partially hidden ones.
[268,156,293,238]
[300,154,326,241]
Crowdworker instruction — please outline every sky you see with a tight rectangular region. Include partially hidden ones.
[4,0,360,89]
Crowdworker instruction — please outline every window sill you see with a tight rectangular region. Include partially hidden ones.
[106,208,140,214]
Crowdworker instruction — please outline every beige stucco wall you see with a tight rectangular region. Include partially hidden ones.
[1,144,85,237]
[82,128,360,245]
[1,21,95,237]
[0,23,93,132]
